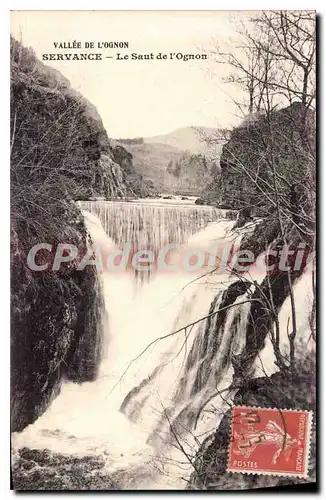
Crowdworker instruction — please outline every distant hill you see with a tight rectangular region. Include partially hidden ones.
[117,126,224,195]
[143,126,220,154]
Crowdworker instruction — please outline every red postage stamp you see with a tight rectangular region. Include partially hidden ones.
[227,406,312,478]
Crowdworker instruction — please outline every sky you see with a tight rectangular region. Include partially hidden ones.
[10,10,247,138]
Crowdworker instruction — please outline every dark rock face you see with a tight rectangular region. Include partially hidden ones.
[231,270,301,383]
[10,38,126,432]
[219,104,312,212]
[10,221,105,432]
[111,142,150,197]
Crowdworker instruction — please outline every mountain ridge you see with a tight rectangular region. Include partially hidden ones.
[143,126,219,154]
[117,126,224,195]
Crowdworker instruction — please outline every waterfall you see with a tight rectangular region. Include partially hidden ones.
[120,282,253,446]
[12,199,314,490]
[79,200,225,254]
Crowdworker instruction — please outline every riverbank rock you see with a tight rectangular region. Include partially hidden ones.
[11,36,139,432]
[12,448,117,490]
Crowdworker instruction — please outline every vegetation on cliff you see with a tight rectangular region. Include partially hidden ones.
[184,11,316,490]
[10,36,144,201]
[10,37,141,432]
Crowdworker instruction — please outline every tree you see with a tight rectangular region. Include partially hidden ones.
[211,11,316,118]
[208,10,316,373]
[253,11,316,109]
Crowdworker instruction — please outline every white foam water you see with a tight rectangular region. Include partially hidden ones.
[12,200,314,489]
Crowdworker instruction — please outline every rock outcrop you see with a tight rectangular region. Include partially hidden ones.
[10,37,140,432]
[12,447,117,490]
[199,104,315,217]
[10,37,145,201]
[188,104,316,491]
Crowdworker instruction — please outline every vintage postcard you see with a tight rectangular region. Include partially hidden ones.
[10,10,316,491]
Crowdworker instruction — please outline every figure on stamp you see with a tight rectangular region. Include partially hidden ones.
[233,420,299,464]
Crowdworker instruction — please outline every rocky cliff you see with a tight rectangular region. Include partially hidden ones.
[10,37,141,432]
[10,37,144,201]
[199,104,315,219]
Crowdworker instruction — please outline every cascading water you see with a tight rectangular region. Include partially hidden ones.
[12,199,314,490]
[80,200,224,254]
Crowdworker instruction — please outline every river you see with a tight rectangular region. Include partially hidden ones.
[12,198,314,490]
